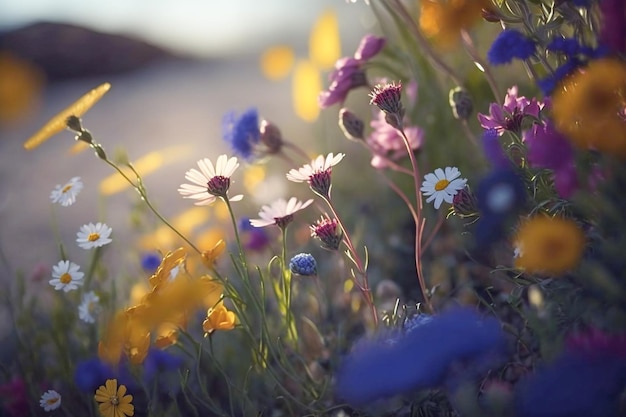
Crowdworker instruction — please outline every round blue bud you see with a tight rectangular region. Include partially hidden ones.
[289,253,317,276]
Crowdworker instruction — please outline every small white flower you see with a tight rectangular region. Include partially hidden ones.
[76,222,112,249]
[39,390,61,411]
[49,260,84,292]
[178,154,244,206]
[50,177,83,206]
[286,152,345,183]
[249,197,314,228]
[421,167,467,209]
[78,291,101,323]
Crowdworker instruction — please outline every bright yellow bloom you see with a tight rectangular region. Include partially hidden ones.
[514,216,585,276]
[94,379,134,417]
[419,0,491,48]
[148,247,186,289]
[202,302,236,334]
[552,58,626,158]
[201,239,226,269]
[23,82,110,150]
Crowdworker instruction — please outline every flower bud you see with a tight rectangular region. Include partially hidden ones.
[452,186,478,217]
[259,119,283,154]
[339,108,365,141]
[354,34,386,61]
[449,87,473,120]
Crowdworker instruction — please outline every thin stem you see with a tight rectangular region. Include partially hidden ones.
[358,141,414,175]
[460,30,502,101]
[282,140,311,162]
[223,198,248,278]
[280,225,297,341]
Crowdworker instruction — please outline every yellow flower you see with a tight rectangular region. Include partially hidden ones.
[148,247,186,289]
[552,58,626,158]
[419,0,491,48]
[514,216,585,276]
[94,379,134,417]
[23,82,111,150]
[201,239,226,269]
[0,52,43,124]
[202,302,236,334]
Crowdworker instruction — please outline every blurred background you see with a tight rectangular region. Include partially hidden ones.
[0,0,391,286]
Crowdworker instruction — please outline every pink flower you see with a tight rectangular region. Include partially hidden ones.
[599,0,626,54]
[367,110,424,169]
[0,378,29,417]
[354,34,386,61]
[478,86,543,134]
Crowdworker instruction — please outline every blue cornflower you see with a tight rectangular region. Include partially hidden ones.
[289,253,317,276]
[222,108,261,160]
[487,29,536,65]
[335,308,506,406]
[143,348,184,383]
[238,217,270,251]
[538,59,580,95]
[482,128,509,169]
[515,351,626,417]
[74,358,114,393]
[547,37,581,56]
[141,252,161,273]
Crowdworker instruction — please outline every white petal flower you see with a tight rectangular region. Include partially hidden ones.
[78,291,101,323]
[40,390,62,411]
[178,154,244,206]
[49,260,84,292]
[76,222,113,249]
[50,177,83,206]
[286,152,345,182]
[249,197,314,228]
[420,167,467,209]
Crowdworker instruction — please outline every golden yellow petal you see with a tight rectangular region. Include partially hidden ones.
[309,9,341,70]
[23,82,110,150]
[98,401,112,417]
[260,46,295,80]
[119,402,135,416]
[105,378,118,395]
[117,384,127,398]
[292,60,321,122]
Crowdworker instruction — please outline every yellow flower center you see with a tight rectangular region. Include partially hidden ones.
[434,179,450,191]
[60,273,72,284]
[62,184,72,193]
[88,233,100,242]
[46,398,59,405]
[110,396,119,405]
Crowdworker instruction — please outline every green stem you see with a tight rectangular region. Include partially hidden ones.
[280,226,297,342]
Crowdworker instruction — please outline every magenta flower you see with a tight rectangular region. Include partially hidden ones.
[477,86,543,134]
[318,34,386,109]
[366,110,423,169]
[599,0,626,54]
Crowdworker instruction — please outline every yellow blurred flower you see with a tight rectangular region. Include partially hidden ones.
[94,379,134,417]
[0,51,43,124]
[552,58,626,158]
[419,0,491,48]
[148,247,186,289]
[514,216,585,276]
[201,239,226,269]
[202,301,236,334]
[23,82,110,150]
[260,46,295,80]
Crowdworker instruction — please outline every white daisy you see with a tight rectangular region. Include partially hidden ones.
[421,167,467,209]
[49,260,84,292]
[286,153,345,197]
[76,222,113,249]
[40,389,62,411]
[178,154,244,206]
[78,291,101,323]
[249,197,314,228]
[50,177,83,206]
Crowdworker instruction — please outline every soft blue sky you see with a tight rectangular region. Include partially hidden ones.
[0,0,376,56]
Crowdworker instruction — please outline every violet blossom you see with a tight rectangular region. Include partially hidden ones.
[478,86,543,135]
[367,110,423,169]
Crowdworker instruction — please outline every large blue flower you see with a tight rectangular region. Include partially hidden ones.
[334,308,506,406]
[222,108,261,160]
[487,29,536,65]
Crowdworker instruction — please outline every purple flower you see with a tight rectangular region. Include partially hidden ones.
[599,0,626,54]
[74,358,115,393]
[478,86,542,135]
[482,128,509,168]
[367,110,423,169]
[143,348,184,383]
[238,217,271,251]
[141,252,162,273]
[354,34,386,61]
[335,308,506,406]
[487,29,536,65]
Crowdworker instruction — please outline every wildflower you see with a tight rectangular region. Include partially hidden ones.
[74,358,115,393]
[354,34,386,61]
[421,167,467,210]
[335,308,506,406]
[49,260,84,292]
[451,186,478,217]
[487,29,536,65]
[367,111,424,169]
[338,108,365,141]
[222,108,260,160]
[238,218,270,251]
[513,216,585,276]
[448,86,473,120]
[23,82,110,150]
[310,215,343,251]
[419,0,491,47]
[39,390,61,411]
[201,239,226,268]
[286,152,345,198]
[552,58,626,158]
[369,82,404,129]
[178,154,244,206]
[140,253,161,273]
[289,253,317,276]
[142,348,184,383]
[78,291,101,323]
[599,0,626,54]
[202,302,236,334]
[94,379,134,417]
[76,222,112,249]
[259,119,283,155]
[477,86,542,135]
[249,197,314,229]
[0,378,28,417]
[482,128,509,168]
[50,176,83,206]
